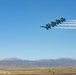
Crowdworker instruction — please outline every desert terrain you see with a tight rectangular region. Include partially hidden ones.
[0,68,76,75]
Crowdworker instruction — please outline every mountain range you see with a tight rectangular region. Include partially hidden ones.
[0,57,76,68]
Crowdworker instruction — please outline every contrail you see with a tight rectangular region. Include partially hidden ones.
[55,26,76,30]
[63,22,76,24]
[69,20,76,22]
[63,20,76,24]
[58,24,76,27]
[54,19,76,29]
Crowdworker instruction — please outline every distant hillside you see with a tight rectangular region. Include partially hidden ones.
[0,57,76,68]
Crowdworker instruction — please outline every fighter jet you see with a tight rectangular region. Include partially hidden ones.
[40,23,51,30]
[40,17,66,30]
[56,18,66,24]
[51,21,57,27]
[56,19,61,24]
[60,17,66,22]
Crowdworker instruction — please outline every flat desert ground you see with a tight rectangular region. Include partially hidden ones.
[0,73,76,75]
[0,68,76,75]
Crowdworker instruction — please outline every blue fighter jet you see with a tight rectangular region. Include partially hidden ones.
[51,21,57,27]
[60,17,66,22]
[56,19,61,24]
[40,23,51,30]
[56,18,66,24]
[40,17,66,30]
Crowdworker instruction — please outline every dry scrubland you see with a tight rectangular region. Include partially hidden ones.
[0,68,76,74]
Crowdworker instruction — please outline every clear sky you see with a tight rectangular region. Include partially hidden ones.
[0,0,76,60]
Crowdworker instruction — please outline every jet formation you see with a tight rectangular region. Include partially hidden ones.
[40,17,66,30]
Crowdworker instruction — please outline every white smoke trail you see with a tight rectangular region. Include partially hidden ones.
[58,24,76,27]
[55,26,76,29]
[54,19,76,29]
[63,22,76,24]
[63,20,76,24]
[69,20,76,22]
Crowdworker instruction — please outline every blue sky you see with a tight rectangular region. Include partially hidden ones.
[0,0,76,60]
